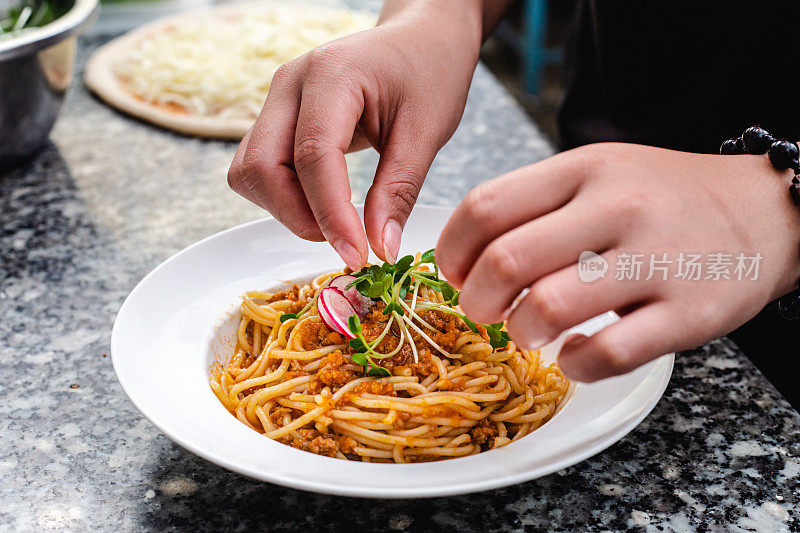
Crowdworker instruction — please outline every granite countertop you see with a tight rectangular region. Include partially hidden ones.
[2,22,800,532]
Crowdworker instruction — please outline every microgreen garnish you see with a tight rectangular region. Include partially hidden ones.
[419,249,435,264]
[382,301,404,316]
[278,250,513,379]
[485,322,512,350]
[339,249,511,375]
[347,315,391,377]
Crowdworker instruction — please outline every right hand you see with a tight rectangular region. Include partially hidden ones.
[228,2,483,270]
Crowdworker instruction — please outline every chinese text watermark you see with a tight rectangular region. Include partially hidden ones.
[578,252,762,283]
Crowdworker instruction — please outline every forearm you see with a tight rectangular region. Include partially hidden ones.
[378,0,513,51]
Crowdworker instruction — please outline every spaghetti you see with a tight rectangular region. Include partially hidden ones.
[210,262,570,463]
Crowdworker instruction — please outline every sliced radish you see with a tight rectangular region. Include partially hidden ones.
[329,274,358,291]
[317,287,357,339]
[329,274,374,316]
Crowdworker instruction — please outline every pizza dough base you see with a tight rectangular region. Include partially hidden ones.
[84,4,269,140]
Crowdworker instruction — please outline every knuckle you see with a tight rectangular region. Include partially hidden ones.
[569,142,626,180]
[613,189,649,224]
[312,205,339,232]
[579,142,624,165]
[525,283,568,331]
[593,335,633,375]
[386,172,422,217]
[567,144,603,176]
[241,148,269,185]
[227,162,242,191]
[272,62,293,84]
[462,182,503,228]
[483,243,522,285]
[305,44,347,74]
[294,136,331,172]
[294,224,323,242]
[694,297,724,331]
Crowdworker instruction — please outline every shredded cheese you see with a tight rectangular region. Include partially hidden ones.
[113,3,374,119]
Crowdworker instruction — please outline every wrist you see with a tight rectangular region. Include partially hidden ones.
[720,128,800,301]
[751,158,800,300]
[378,0,483,60]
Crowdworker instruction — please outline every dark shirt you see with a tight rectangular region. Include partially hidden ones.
[559,1,800,153]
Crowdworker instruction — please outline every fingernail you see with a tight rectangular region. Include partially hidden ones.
[382,220,402,263]
[562,333,588,347]
[522,335,550,351]
[514,306,551,350]
[557,334,590,380]
[334,240,363,271]
[511,331,548,351]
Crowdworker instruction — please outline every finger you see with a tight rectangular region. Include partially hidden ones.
[504,250,653,350]
[293,75,368,271]
[457,199,618,324]
[557,302,683,382]
[228,127,252,197]
[347,124,372,153]
[363,115,438,263]
[437,148,591,285]
[237,64,323,241]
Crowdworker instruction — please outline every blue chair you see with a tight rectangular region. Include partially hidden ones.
[525,0,557,95]
[494,0,562,96]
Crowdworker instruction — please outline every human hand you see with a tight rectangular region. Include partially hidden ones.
[437,143,800,381]
[227,1,483,270]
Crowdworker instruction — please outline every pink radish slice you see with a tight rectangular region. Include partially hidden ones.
[329,274,374,316]
[317,287,357,339]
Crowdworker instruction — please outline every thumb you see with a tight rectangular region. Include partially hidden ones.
[363,120,439,263]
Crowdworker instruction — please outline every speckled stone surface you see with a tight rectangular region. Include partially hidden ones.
[2,24,799,532]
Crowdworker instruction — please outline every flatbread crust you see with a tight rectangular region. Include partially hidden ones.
[85,4,276,140]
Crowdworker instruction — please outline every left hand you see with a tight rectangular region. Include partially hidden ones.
[436,143,800,382]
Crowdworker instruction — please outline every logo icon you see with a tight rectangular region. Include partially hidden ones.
[578,251,608,283]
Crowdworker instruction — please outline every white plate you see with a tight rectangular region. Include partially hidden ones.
[111,205,674,498]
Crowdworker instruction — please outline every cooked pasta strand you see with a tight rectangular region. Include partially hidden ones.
[209,268,569,462]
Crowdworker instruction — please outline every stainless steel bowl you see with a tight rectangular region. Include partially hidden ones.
[0,0,98,169]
